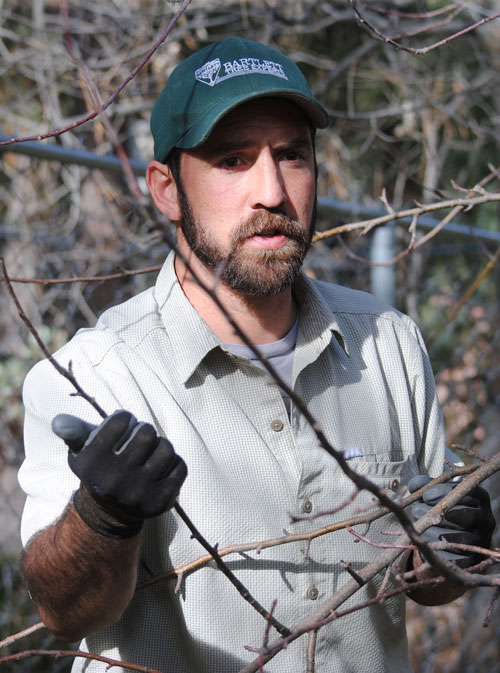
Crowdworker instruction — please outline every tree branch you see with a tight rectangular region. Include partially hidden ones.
[350,1,500,55]
[0,649,163,672]
[0,258,107,418]
[313,191,500,242]
[238,450,500,672]
[0,0,191,149]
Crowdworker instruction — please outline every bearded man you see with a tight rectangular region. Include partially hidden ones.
[18,37,495,673]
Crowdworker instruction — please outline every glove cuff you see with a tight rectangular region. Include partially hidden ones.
[73,484,143,539]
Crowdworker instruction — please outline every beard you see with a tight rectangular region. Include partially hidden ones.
[177,185,315,297]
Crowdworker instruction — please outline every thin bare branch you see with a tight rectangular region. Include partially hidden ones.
[350,1,500,55]
[348,527,416,550]
[484,587,500,628]
[450,443,487,464]
[313,192,500,242]
[306,629,318,673]
[0,649,163,672]
[137,465,478,590]
[239,450,500,672]
[4,265,163,285]
[0,623,45,650]
[0,258,107,418]
[174,502,291,638]
[60,0,145,204]
[1,260,289,639]
[427,244,500,346]
[0,0,191,149]
[367,3,460,21]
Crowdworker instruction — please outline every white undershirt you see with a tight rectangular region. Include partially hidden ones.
[224,316,299,414]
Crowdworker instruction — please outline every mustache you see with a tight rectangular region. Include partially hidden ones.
[230,211,309,245]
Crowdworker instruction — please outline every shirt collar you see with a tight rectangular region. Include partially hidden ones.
[294,272,349,358]
[154,252,221,384]
[154,252,349,385]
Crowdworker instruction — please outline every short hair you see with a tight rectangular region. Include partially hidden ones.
[166,147,182,185]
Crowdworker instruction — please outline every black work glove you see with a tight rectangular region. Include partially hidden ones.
[52,411,187,538]
[408,474,496,568]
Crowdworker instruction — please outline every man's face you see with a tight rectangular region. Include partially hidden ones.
[175,98,317,296]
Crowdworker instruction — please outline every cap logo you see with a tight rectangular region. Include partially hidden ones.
[195,57,288,87]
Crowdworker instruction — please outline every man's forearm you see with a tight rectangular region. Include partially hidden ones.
[21,502,142,642]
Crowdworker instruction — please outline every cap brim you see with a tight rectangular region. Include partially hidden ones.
[176,90,329,151]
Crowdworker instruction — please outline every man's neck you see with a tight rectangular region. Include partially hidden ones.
[174,252,298,345]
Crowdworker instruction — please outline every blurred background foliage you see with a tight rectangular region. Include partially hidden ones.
[0,1,499,671]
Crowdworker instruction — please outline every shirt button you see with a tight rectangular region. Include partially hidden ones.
[303,499,313,514]
[390,479,399,491]
[270,419,284,432]
[307,586,319,600]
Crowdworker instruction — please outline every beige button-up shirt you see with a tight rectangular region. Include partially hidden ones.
[19,251,445,673]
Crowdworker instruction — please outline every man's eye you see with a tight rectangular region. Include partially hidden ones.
[283,151,303,162]
[220,156,241,168]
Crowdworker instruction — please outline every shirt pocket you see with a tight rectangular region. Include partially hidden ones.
[346,453,418,494]
[339,455,418,561]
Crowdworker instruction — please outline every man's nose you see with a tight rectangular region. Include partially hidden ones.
[249,151,286,211]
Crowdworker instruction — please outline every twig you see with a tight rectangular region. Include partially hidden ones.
[350,1,500,55]
[428,541,500,561]
[332,204,462,268]
[450,443,487,463]
[174,502,290,637]
[238,451,500,672]
[367,3,459,21]
[427,244,500,346]
[259,599,277,673]
[0,1,191,149]
[289,488,359,523]
[0,258,107,418]
[239,575,449,672]
[483,586,500,627]
[340,560,365,586]
[348,527,416,550]
[3,264,163,285]
[0,649,163,672]
[313,167,500,283]
[1,267,288,638]
[312,191,500,242]
[306,629,318,673]
[60,0,145,204]
[349,529,500,560]
[136,465,479,589]
[0,622,45,650]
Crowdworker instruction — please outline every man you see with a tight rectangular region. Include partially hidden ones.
[18,37,494,673]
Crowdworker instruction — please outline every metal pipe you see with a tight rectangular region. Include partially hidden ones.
[2,134,499,244]
[0,134,146,176]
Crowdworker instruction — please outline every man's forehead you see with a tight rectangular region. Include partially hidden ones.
[200,97,313,148]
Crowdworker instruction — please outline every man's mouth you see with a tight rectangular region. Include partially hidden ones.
[255,229,282,237]
[247,229,291,250]
[230,211,308,252]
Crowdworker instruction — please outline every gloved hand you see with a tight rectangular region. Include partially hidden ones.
[408,474,496,568]
[52,411,187,538]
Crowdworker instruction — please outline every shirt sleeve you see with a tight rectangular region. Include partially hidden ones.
[407,317,446,478]
[18,346,117,546]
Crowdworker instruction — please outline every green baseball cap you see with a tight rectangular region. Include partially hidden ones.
[151,36,329,163]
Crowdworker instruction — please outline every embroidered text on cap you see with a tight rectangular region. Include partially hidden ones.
[195,57,288,87]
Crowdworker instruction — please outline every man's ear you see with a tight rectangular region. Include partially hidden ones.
[146,160,182,221]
